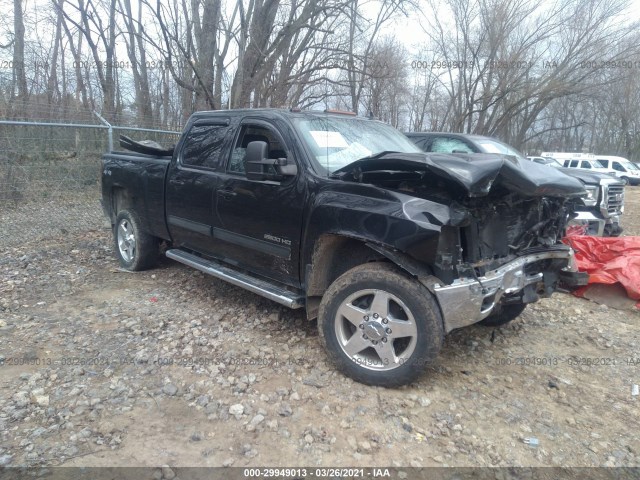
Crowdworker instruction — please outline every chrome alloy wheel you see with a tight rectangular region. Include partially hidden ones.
[334,289,418,371]
[117,218,136,263]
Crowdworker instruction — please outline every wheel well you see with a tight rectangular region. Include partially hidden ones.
[305,235,387,320]
[110,187,134,223]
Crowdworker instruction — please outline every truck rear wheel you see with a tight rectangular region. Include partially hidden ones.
[317,263,443,387]
[114,209,158,271]
[479,303,527,327]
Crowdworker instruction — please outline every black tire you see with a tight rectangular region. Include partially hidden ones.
[317,263,444,387]
[479,303,527,327]
[113,209,158,271]
[620,177,629,186]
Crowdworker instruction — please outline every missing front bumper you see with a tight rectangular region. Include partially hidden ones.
[432,248,585,332]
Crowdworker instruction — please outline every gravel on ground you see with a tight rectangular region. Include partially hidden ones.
[0,188,639,469]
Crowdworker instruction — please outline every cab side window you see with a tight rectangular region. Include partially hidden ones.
[580,160,592,169]
[182,124,231,169]
[228,125,286,175]
[429,138,474,153]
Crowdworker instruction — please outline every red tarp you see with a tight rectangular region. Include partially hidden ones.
[563,235,640,307]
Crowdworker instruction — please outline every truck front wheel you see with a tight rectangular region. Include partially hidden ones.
[318,263,444,387]
[114,209,158,271]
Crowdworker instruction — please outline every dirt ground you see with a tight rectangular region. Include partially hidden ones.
[1,188,639,473]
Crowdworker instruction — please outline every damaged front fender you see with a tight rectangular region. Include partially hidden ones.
[323,151,586,330]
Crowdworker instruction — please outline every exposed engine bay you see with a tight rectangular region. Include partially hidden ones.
[332,151,586,296]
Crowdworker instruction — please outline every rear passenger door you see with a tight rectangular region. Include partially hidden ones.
[165,118,232,254]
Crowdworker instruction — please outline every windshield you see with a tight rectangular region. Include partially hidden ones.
[293,116,422,173]
[626,161,639,170]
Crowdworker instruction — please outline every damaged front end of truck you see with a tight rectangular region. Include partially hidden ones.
[331,152,589,332]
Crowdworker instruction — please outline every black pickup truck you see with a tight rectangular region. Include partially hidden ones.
[101,109,587,387]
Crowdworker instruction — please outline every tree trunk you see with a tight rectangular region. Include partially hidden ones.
[122,0,154,126]
[47,0,63,107]
[193,0,220,110]
[12,0,28,103]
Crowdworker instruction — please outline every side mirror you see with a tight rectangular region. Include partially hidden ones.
[244,141,297,180]
[244,141,269,181]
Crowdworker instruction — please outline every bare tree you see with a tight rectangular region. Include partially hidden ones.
[254,7,345,108]
[335,0,413,114]
[119,0,154,125]
[418,0,635,148]
[360,37,409,126]
[59,5,90,111]
[2,0,640,161]
[58,0,120,120]
[229,0,347,108]
[12,0,28,102]
[46,0,64,106]
[138,0,222,115]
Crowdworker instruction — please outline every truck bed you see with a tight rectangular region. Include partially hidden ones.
[101,151,172,240]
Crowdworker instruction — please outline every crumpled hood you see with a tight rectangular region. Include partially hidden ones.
[332,152,586,198]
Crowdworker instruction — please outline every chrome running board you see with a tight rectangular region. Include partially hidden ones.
[166,249,305,309]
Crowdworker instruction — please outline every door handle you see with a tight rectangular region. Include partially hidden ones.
[218,190,237,200]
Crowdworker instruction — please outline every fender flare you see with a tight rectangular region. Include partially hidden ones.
[365,243,448,330]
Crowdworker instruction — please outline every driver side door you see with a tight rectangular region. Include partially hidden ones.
[212,119,305,287]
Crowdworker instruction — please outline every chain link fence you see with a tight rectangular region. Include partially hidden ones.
[0,119,180,248]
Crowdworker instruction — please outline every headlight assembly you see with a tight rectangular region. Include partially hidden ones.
[582,185,598,206]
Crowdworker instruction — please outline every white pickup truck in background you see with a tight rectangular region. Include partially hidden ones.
[540,152,625,236]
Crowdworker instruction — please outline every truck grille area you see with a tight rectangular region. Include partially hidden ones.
[461,194,569,274]
[605,184,624,215]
